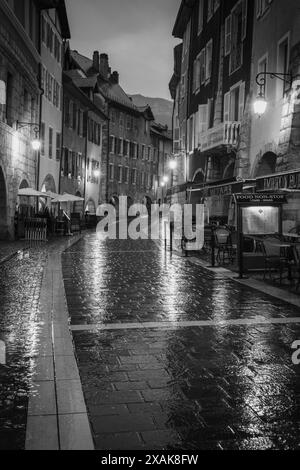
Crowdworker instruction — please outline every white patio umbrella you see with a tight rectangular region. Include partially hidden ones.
[51,193,84,203]
[46,191,60,199]
[51,193,84,216]
[18,188,49,198]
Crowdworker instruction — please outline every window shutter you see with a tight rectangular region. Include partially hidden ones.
[224,92,230,122]
[194,111,199,148]
[206,40,213,81]
[199,104,208,134]
[242,0,248,41]
[225,15,231,56]
[238,82,245,121]
[193,60,197,92]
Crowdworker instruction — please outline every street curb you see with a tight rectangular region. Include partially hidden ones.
[25,235,94,451]
[0,246,29,265]
[188,256,300,308]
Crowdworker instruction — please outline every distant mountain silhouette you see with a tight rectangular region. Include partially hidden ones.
[130,94,173,129]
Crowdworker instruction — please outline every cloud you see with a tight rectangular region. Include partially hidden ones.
[65,0,181,99]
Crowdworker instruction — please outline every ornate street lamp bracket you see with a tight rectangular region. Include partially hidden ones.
[256,72,293,90]
[16,121,40,137]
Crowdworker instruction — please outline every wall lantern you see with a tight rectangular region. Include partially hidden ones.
[169,160,177,171]
[254,72,293,116]
[17,121,41,151]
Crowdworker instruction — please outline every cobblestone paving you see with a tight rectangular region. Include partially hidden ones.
[0,240,29,264]
[0,248,47,450]
[62,233,300,450]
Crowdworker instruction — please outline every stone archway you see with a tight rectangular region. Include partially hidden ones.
[85,199,96,214]
[41,174,56,193]
[0,166,8,239]
[74,191,83,214]
[223,161,235,180]
[192,169,205,184]
[254,152,277,178]
[19,179,29,189]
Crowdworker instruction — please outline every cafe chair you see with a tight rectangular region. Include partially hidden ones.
[262,238,290,284]
[214,228,234,265]
[291,244,300,291]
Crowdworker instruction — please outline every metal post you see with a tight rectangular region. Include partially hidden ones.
[170,222,173,253]
[210,226,215,267]
[237,206,244,279]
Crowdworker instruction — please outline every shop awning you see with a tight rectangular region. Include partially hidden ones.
[187,179,244,197]
[256,169,300,192]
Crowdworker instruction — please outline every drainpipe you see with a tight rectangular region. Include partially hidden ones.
[84,110,88,210]
[59,85,64,195]
[105,104,110,203]
[36,65,44,192]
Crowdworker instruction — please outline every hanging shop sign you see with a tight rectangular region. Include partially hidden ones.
[205,182,243,198]
[256,170,300,192]
[235,193,287,204]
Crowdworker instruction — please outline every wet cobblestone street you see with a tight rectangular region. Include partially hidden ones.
[62,233,300,450]
[0,248,47,450]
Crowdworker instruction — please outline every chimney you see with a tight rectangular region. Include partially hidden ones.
[93,51,99,72]
[110,71,119,84]
[100,53,109,80]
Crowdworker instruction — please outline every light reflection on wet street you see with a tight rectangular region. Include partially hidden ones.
[62,233,300,450]
[0,249,47,450]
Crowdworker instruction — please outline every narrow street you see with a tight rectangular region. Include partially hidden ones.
[61,232,300,450]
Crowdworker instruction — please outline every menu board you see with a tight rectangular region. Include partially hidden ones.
[242,206,279,235]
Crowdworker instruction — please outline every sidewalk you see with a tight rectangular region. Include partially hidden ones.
[24,234,94,450]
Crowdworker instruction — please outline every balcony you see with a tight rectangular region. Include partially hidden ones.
[199,121,241,153]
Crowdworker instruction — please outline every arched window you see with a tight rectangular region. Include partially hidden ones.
[255,152,277,177]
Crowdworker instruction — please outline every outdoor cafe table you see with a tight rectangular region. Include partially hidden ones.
[267,240,300,281]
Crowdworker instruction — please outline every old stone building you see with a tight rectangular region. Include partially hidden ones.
[0,0,41,239]
[68,50,163,206]
[242,0,300,233]
[170,0,255,223]
[39,1,70,196]
[61,61,108,215]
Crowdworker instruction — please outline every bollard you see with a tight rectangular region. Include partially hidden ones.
[211,227,215,267]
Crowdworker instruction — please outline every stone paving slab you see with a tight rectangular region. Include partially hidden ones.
[25,235,94,450]
[62,234,300,450]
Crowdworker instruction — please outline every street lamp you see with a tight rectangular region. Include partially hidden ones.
[17,121,41,150]
[93,169,100,179]
[254,71,293,116]
[253,92,267,116]
[169,159,177,187]
[169,160,177,171]
[163,176,169,183]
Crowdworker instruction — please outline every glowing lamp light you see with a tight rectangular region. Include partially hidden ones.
[163,176,169,183]
[160,182,166,187]
[31,139,41,151]
[254,93,267,116]
[93,169,101,178]
[169,160,177,171]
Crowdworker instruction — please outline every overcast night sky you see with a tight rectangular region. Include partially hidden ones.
[65,0,181,101]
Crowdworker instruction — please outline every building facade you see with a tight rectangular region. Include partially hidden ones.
[0,0,41,239]
[246,0,300,233]
[61,69,108,215]
[150,122,173,203]
[69,50,166,207]
[39,1,70,195]
[170,0,255,223]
